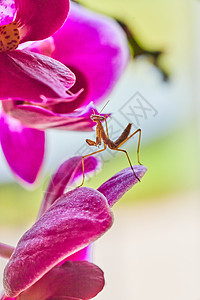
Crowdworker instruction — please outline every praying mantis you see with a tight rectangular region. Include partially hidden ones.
[79,104,142,186]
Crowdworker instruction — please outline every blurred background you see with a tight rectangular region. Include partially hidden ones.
[0,0,199,299]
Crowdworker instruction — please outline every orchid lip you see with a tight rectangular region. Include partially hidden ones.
[0,21,20,52]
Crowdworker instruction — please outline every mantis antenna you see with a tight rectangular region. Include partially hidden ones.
[99,99,110,114]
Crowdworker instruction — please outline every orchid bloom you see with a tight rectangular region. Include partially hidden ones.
[0,156,147,299]
[0,1,129,184]
[0,0,73,184]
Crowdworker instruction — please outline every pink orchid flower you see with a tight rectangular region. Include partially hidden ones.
[0,156,147,299]
[0,1,129,184]
[0,0,74,184]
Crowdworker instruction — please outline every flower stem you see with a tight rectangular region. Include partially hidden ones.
[0,242,14,259]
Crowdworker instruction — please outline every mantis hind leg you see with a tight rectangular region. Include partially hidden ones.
[77,145,107,188]
[116,128,142,165]
[113,148,141,182]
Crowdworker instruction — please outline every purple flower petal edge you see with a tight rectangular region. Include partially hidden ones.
[98,165,147,207]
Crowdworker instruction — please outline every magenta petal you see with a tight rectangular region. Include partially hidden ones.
[0,294,15,300]
[47,298,81,300]
[37,156,99,218]
[0,50,75,100]
[0,112,45,184]
[7,102,98,130]
[15,0,70,42]
[37,155,99,264]
[3,187,113,297]
[48,298,81,300]
[17,261,104,300]
[98,165,147,207]
[65,244,93,262]
[0,0,15,26]
[50,2,129,110]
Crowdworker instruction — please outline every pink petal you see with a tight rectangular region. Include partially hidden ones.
[37,155,99,263]
[4,188,113,297]
[5,102,98,130]
[0,112,45,184]
[37,89,84,107]
[48,298,81,300]
[65,244,93,262]
[0,50,75,101]
[0,0,15,26]
[47,298,81,300]
[17,261,104,300]
[37,156,99,218]
[98,165,147,207]
[15,0,70,43]
[50,2,130,112]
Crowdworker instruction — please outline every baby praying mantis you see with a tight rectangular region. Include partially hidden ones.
[79,102,142,186]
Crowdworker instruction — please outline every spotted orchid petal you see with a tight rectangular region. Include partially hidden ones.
[32,2,130,112]
[0,112,45,184]
[0,50,75,101]
[15,0,70,43]
[0,0,15,26]
[3,187,113,297]
[98,165,147,207]
[17,261,104,300]
[4,102,99,130]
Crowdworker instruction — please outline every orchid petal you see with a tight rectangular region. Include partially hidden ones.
[0,294,15,300]
[0,0,15,26]
[66,244,93,262]
[98,165,147,207]
[0,112,45,184]
[48,298,81,300]
[4,187,113,297]
[0,50,75,101]
[37,156,99,218]
[15,0,70,43]
[49,2,129,111]
[6,102,98,130]
[48,297,81,300]
[17,261,104,300]
[38,89,84,107]
[37,155,99,263]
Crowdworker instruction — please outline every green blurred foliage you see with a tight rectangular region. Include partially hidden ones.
[0,183,42,226]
